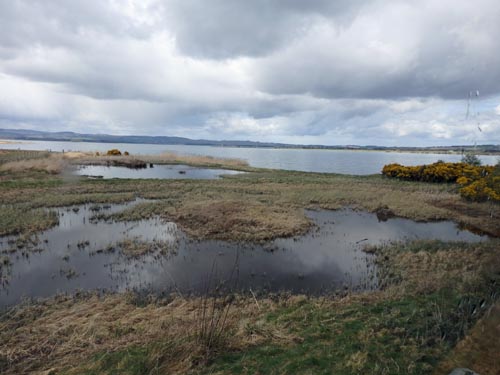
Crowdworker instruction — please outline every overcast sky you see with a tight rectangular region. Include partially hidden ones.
[1,0,499,146]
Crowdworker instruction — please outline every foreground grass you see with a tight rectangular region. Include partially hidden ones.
[208,292,471,375]
[434,303,500,375]
[1,239,498,374]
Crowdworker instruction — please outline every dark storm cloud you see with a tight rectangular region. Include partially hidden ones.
[0,0,157,48]
[3,0,500,102]
[164,0,363,59]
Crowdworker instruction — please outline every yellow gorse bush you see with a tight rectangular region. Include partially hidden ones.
[382,161,499,203]
[106,149,122,156]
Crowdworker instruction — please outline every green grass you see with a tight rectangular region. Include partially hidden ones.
[0,174,64,189]
[0,206,58,236]
[64,288,493,375]
[80,346,153,375]
[205,289,488,375]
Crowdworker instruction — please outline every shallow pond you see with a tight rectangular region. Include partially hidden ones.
[0,201,488,308]
[73,164,244,179]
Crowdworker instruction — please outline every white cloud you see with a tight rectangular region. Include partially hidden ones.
[388,99,429,113]
[0,74,72,120]
[0,0,500,145]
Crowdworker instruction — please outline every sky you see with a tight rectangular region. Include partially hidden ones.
[1,0,500,146]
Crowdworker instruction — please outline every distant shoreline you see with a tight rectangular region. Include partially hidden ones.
[1,128,499,155]
[0,139,27,144]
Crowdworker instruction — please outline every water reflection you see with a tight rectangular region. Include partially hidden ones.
[0,203,488,308]
[73,164,244,179]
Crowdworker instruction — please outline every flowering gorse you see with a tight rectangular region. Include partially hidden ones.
[382,161,499,202]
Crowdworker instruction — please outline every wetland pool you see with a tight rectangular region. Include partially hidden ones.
[0,201,488,308]
[73,164,244,179]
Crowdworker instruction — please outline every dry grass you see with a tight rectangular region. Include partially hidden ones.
[0,156,66,174]
[0,150,51,165]
[144,152,249,169]
[0,151,92,174]
[375,240,500,295]
[434,303,500,375]
[117,237,178,258]
[1,166,498,240]
[61,152,89,159]
[0,149,249,176]
[168,200,311,242]
[67,151,249,171]
[432,197,500,237]
[0,293,293,374]
[0,140,20,144]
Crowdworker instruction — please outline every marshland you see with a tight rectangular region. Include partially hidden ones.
[0,148,498,374]
[5,1,500,373]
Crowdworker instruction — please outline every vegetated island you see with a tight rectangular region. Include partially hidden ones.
[1,128,499,154]
[0,148,498,374]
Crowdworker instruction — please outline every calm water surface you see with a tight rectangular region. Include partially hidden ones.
[2,140,498,175]
[74,165,244,179]
[0,201,488,308]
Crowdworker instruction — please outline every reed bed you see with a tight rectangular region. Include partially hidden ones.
[144,152,249,169]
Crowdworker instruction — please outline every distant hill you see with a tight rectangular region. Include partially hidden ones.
[0,128,290,148]
[0,128,499,154]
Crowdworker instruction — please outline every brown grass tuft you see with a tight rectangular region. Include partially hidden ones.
[146,152,249,168]
[62,151,90,159]
[375,240,500,295]
[169,200,311,242]
[434,303,500,375]
[0,155,67,174]
[117,237,178,258]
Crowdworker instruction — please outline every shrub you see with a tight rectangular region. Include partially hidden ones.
[106,149,122,156]
[381,162,493,183]
[461,153,481,166]
[459,162,500,202]
[382,161,499,203]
